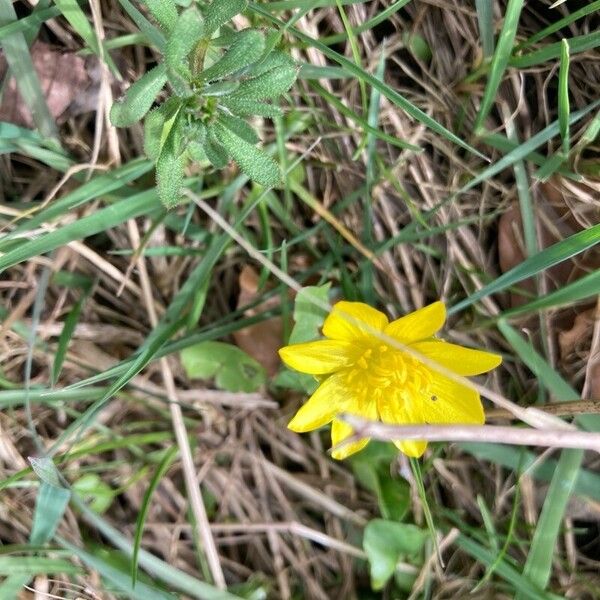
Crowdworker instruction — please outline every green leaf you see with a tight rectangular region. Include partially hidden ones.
[246,49,296,78]
[474,0,524,132]
[110,63,167,127]
[30,481,71,545]
[143,107,167,160]
[181,341,266,392]
[221,97,283,117]
[230,65,298,100]
[201,80,240,96]
[288,284,331,344]
[156,143,187,208]
[448,222,600,315]
[204,128,230,168]
[204,0,247,36]
[218,113,259,144]
[132,446,179,587]
[142,0,178,33]
[214,122,280,187]
[558,39,570,154]
[165,5,204,83]
[72,473,114,514]
[363,519,427,590]
[52,292,89,385]
[201,29,265,81]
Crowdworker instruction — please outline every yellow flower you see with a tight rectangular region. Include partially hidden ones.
[279,301,502,460]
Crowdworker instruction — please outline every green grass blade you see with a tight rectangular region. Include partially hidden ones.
[461,443,600,502]
[475,0,494,58]
[0,189,163,274]
[320,0,412,45]
[53,0,119,76]
[117,0,166,50]
[131,446,179,586]
[517,449,582,598]
[455,535,562,600]
[474,0,524,132]
[516,0,600,49]
[448,222,600,315]
[511,31,600,68]
[0,5,60,41]
[251,4,487,160]
[0,0,58,139]
[69,498,242,599]
[497,320,579,401]
[496,269,600,321]
[558,39,570,155]
[1,158,153,246]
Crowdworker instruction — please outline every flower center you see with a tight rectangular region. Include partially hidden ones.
[345,344,433,405]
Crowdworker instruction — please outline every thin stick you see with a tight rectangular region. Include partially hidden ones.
[338,414,600,453]
[127,220,226,588]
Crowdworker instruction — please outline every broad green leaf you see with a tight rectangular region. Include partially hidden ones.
[204,0,247,36]
[201,28,265,81]
[214,122,280,187]
[30,481,71,545]
[110,63,167,127]
[181,341,266,392]
[288,284,331,344]
[221,97,283,117]
[363,519,427,590]
[142,0,177,32]
[230,65,298,100]
[72,473,114,514]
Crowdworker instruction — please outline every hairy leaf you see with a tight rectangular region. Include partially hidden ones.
[110,64,167,127]
[214,121,280,187]
[204,0,247,36]
[165,6,204,81]
[221,97,283,117]
[218,113,259,144]
[230,64,297,100]
[201,29,265,81]
[142,0,178,33]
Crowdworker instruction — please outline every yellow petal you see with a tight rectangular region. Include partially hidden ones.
[330,395,377,460]
[323,301,388,342]
[384,301,446,344]
[377,393,427,458]
[419,372,485,425]
[288,373,347,432]
[411,340,502,376]
[279,339,356,375]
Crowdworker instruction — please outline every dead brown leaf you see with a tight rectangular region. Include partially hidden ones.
[233,265,284,377]
[0,41,97,127]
